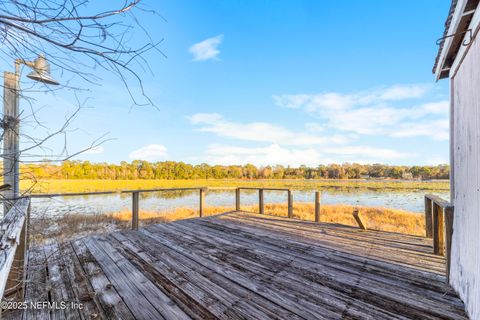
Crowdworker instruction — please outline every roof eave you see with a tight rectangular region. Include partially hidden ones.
[434,0,465,79]
[434,0,479,80]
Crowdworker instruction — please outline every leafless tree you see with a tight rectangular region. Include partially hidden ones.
[0,0,163,212]
[0,0,163,182]
[0,0,163,100]
[0,0,164,301]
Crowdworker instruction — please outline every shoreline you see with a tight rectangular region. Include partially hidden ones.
[21,178,450,194]
[29,203,426,246]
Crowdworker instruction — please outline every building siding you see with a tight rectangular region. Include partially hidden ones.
[451,30,480,320]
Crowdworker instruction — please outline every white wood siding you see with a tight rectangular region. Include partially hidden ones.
[451,30,480,320]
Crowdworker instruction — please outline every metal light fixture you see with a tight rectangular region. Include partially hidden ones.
[2,53,60,212]
[25,54,59,85]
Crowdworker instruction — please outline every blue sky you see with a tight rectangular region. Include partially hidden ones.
[15,0,452,166]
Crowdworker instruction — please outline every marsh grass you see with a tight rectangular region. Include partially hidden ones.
[29,213,128,245]
[29,203,424,246]
[22,178,449,194]
[117,203,424,236]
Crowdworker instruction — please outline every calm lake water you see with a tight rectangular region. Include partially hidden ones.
[30,188,450,217]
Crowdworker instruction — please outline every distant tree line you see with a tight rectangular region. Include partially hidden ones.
[21,161,450,180]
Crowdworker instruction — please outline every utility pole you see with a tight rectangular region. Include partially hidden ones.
[2,55,59,214]
[2,70,19,213]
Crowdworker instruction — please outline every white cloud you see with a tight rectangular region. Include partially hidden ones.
[204,144,328,167]
[129,144,168,161]
[391,119,449,140]
[188,112,415,166]
[273,84,448,140]
[378,84,430,101]
[189,35,224,61]
[201,143,411,166]
[412,101,449,118]
[187,84,444,166]
[189,113,223,124]
[83,146,104,155]
[324,106,401,135]
[423,157,449,165]
[188,113,355,146]
[324,146,412,160]
[304,123,324,132]
[273,84,432,112]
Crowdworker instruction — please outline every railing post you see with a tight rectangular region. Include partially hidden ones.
[287,190,293,218]
[4,198,30,299]
[17,203,27,295]
[235,188,240,211]
[438,206,445,256]
[259,189,264,214]
[425,196,433,238]
[199,188,206,217]
[315,191,321,223]
[21,200,30,295]
[432,202,439,254]
[432,202,445,255]
[353,208,367,230]
[7,199,29,297]
[26,200,31,251]
[444,205,454,282]
[132,191,139,230]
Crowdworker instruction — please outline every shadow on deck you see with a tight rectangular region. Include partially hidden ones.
[13,211,468,319]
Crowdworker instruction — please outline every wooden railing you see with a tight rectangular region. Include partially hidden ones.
[30,187,207,230]
[27,186,368,239]
[33,187,329,230]
[425,194,454,281]
[235,188,322,222]
[1,189,444,305]
[1,188,209,302]
[236,187,293,217]
[0,198,30,299]
[29,188,370,232]
[130,188,207,229]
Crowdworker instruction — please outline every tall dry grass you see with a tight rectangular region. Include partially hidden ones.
[30,204,424,246]
[22,178,449,194]
[110,206,232,225]
[110,203,425,236]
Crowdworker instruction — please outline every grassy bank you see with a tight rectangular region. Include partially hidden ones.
[30,203,425,245]
[22,178,449,194]
[112,203,424,236]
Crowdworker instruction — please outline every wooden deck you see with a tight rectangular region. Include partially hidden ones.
[14,211,467,319]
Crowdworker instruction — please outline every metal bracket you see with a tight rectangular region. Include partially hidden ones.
[436,29,473,46]
[0,115,19,130]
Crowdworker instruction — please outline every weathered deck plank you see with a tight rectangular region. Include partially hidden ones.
[218,214,446,272]
[144,222,404,319]
[71,238,135,319]
[139,227,336,319]
[109,231,303,320]
[60,241,105,319]
[43,243,82,320]
[22,246,49,320]
[173,218,462,305]
[195,215,450,286]
[20,211,468,320]
[147,219,464,319]
[84,236,190,320]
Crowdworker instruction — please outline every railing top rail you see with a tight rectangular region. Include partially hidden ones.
[29,191,120,198]
[237,187,291,192]
[27,187,208,199]
[0,198,30,298]
[123,187,207,194]
[425,194,452,208]
[22,186,297,199]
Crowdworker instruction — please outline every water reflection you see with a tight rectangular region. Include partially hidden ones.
[31,188,450,217]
